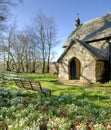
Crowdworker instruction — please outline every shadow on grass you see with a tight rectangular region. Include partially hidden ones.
[1,85,111,129]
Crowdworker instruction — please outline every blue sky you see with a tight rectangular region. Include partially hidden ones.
[11,0,111,61]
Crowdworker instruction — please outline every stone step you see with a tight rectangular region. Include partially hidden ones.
[58,80,85,86]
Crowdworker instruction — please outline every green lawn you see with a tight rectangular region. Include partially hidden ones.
[0,73,111,129]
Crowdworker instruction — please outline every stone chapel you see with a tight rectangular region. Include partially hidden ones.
[58,13,111,83]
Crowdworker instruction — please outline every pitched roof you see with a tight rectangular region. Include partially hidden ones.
[58,38,106,62]
[73,38,106,60]
[63,13,111,47]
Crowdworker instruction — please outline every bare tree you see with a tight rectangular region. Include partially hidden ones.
[24,26,41,72]
[34,13,57,73]
[45,17,57,73]
[1,25,41,73]
[0,0,23,35]
[0,10,57,73]
[0,0,23,64]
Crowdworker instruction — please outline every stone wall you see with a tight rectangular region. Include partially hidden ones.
[59,42,96,83]
[96,61,105,82]
[89,40,109,60]
[49,62,58,76]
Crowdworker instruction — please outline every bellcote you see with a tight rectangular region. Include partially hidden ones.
[75,17,80,28]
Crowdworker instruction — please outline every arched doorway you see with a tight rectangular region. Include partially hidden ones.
[69,57,81,80]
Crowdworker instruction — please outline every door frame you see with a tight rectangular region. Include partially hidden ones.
[69,57,81,80]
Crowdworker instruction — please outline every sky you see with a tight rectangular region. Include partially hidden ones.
[11,0,111,61]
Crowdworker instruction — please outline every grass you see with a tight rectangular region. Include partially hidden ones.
[0,73,111,129]
[100,81,111,87]
[18,73,58,81]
